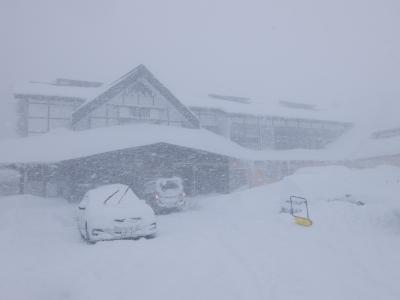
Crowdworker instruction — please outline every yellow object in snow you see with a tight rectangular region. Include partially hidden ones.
[294,216,313,227]
[290,196,313,227]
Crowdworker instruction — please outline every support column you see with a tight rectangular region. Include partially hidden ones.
[18,166,27,194]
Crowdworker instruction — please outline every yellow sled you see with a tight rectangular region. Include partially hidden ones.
[294,216,313,227]
[290,196,313,227]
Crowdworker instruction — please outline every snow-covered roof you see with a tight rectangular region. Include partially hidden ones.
[0,123,348,165]
[14,82,101,101]
[0,123,399,165]
[14,67,351,125]
[182,94,351,123]
[348,134,400,159]
[358,136,400,159]
[0,124,247,164]
[320,123,400,160]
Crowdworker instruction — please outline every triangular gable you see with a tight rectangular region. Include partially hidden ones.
[71,65,199,128]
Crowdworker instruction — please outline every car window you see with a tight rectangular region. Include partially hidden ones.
[160,180,180,191]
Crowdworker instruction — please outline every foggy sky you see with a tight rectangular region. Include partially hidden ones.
[1,0,399,139]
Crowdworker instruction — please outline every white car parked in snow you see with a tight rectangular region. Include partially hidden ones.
[77,184,157,243]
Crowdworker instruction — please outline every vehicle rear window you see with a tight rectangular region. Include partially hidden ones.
[160,181,179,191]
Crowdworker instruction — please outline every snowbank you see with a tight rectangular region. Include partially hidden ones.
[281,165,400,233]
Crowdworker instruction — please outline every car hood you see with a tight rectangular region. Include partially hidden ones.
[85,201,156,228]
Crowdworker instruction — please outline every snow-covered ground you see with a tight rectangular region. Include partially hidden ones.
[1,166,400,300]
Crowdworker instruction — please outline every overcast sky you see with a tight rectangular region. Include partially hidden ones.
[1,0,399,139]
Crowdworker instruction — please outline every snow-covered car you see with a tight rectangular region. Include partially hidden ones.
[77,184,157,243]
[142,177,186,214]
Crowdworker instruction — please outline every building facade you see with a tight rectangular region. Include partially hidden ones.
[15,65,199,137]
[189,98,352,150]
[14,65,351,151]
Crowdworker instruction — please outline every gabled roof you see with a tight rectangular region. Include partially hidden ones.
[71,65,200,128]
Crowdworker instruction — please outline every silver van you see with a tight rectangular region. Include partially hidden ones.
[143,177,186,214]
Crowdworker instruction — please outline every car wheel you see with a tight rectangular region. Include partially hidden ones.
[177,204,185,212]
[153,205,162,215]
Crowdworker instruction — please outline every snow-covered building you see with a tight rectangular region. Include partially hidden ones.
[4,64,361,199]
[15,78,100,136]
[14,65,352,151]
[14,65,199,137]
[348,126,400,168]
[0,124,259,199]
[185,94,352,150]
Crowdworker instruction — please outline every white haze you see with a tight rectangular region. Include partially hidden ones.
[1,0,400,139]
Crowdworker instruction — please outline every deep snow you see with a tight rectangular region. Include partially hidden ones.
[1,166,400,300]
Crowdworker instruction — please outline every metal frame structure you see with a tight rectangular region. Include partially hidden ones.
[289,195,312,226]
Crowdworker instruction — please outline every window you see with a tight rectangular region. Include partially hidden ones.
[299,121,311,128]
[90,105,107,117]
[260,126,274,149]
[50,104,74,118]
[90,118,107,128]
[153,96,164,108]
[139,94,154,106]
[111,93,124,105]
[108,119,119,126]
[150,108,162,120]
[231,116,245,123]
[29,103,48,117]
[119,107,132,118]
[245,117,258,125]
[107,105,119,118]
[28,118,48,133]
[245,124,260,137]
[230,123,261,149]
[261,118,273,126]
[139,108,150,119]
[49,118,69,129]
[273,119,285,126]
[200,112,217,126]
[122,92,138,106]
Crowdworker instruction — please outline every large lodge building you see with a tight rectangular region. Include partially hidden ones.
[14,65,352,150]
[1,64,371,200]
